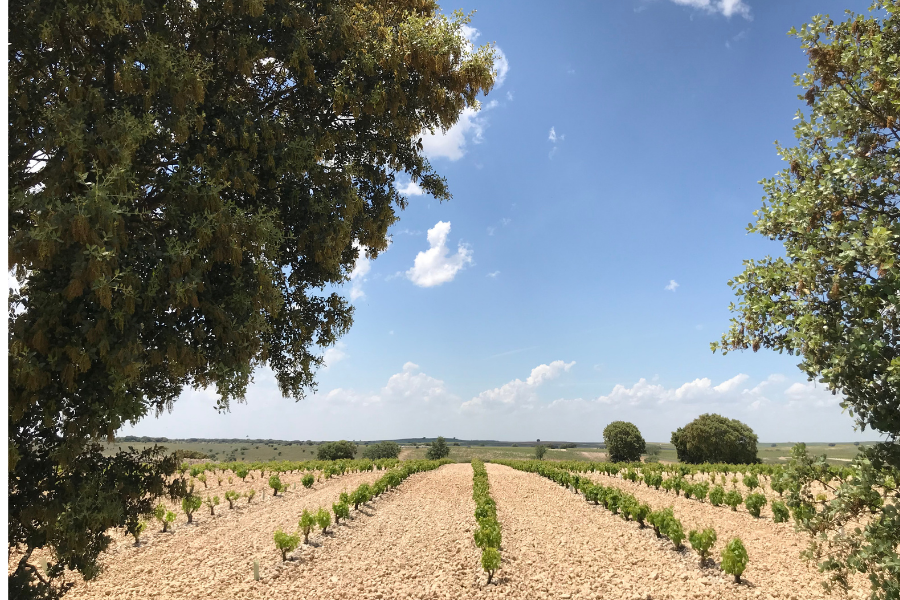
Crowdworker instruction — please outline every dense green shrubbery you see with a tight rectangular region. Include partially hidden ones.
[745,493,767,518]
[709,485,725,507]
[362,441,402,460]
[317,441,358,461]
[472,459,502,585]
[302,473,315,488]
[724,490,743,511]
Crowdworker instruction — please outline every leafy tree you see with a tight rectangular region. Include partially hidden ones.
[426,437,451,460]
[721,538,750,584]
[273,528,300,561]
[670,414,759,464]
[688,527,718,566]
[317,441,357,461]
[8,1,495,595]
[361,441,401,460]
[602,421,646,463]
[713,4,899,597]
[534,445,548,460]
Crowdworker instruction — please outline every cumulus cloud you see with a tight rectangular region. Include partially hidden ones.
[668,0,751,19]
[421,101,497,161]
[462,25,509,88]
[665,279,680,292]
[322,343,348,369]
[348,242,372,300]
[324,362,456,407]
[784,381,841,409]
[395,180,425,196]
[462,360,575,412]
[406,221,473,287]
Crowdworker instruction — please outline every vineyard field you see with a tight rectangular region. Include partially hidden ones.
[28,460,877,600]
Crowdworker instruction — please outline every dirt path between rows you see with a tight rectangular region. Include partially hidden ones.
[487,463,781,600]
[581,472,869,600]
[65,469,385,600]
[263,462,485,600]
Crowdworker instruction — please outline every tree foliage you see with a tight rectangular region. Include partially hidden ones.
[713,4,899,597]
[602,421,646,463]
[8,1,495,595]
[426,436,450,460]
[316,441,357,461]
[361,441,401,460]
[670,414,758,464]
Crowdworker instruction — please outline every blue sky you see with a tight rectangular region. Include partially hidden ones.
[124,0,880,444]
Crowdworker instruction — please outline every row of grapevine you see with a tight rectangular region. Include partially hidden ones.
[272,459,453,562]
[181,458,400,482]
[471,459,501,584]
[495,460,750,584]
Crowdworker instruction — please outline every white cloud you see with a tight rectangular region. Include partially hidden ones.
[322,343,348,370]
[462,360,575,412]
[548,127,559,143]
[462,26,508,88]
[421,102,497,161]
[506,91,514,102]
[395,180,424,196]
[406,221,473,287]
[349,242,372,300]
[784,381,841,409]
[324,362,456,408]
[487,271,500,278]
[487,226,496,236]
[548,127,564,159]
[665,279,680,292]
[668,0,751,19]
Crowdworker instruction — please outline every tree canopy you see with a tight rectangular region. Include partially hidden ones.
[714,3,898,596]
[670,414,758,464]
[316,440,358,461]
[361,441,401,460]
[8,0,495,596]
[602,421,646,463]
[426,436,450,460]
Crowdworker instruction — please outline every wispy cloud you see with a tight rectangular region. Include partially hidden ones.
[406,221,473,287]
[487,271,500,278]
[665,279,680,292]
[548,126,564,159]
[667,0,752,19]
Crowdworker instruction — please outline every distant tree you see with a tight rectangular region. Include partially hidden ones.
[534,445,548,460]
[644,444,662,458]
[603,421,646,463]
[361,441,401,460]
[426,437,450,460]
[670,414,758,464]
[317,441,357,461]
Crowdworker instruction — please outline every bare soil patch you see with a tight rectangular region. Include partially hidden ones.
[582,472,869,600]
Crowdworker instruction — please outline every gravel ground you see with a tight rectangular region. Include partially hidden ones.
[64,469,385,599]
[581,471,869,600]
[485,463,770,600]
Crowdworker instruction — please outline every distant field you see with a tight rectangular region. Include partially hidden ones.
[105,439,874,465]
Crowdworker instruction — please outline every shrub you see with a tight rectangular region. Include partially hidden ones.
[724,490,743,511]
[153,503,168,532]
[269,474,284,496]
[534,445,547,460]
[771,500,790,523]
[315,507,332,534]
[302,473,315,488]
[317,440,357,460]
[426,436,450,460]
[339,491,350,505]
[205,495,220,516]
[743,473,759,492]
[632,503,651,528]
[688,527,718,566]
[474,520,502,549]
[361,441,401,460]
[693,481,710,503]
[273,528,300,561]
[481,547,501,585]
[332,501,350,524]
[745,493,767,518]
[350,484,372,509]
[224,490,240,509]
[648,508,669,538]
[299,509,316,544]
[770,474,786,497]
[721,537,749,583]
[670,413,759,464]
[235,465,250,481]
[130,520,147,546]
[664,513,685,549]
[247,489,256,504]
[683,484,694,500]
[602,421,646,463]
[197,473,208,488]
[709,485,725,506]
[182,493,202,524]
